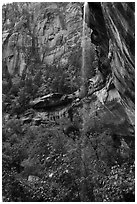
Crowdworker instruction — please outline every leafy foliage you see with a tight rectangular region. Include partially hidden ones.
[93,163,135,202]
[2,109,135,202]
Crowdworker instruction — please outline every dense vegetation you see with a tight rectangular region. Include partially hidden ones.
[2,2,135,202]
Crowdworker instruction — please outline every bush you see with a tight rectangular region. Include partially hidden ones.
[93,163,135,202]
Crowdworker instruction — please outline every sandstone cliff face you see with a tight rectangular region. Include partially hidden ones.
[86,2,135,127]
[102,3,135,124]
[3,3,83,75]
[2,2,135,136]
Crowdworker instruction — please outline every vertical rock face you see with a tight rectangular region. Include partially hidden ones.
[2,2,98,96]
[102,3,135,106]
[86,2,109,56]
[2,2,135,131]
[2,3,84,75]
[86,2,135,126]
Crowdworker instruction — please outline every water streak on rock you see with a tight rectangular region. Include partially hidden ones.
[79,2,90,201]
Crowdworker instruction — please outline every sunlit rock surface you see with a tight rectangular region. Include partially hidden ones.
[86,2,135,128]
[102,3,135,117]
[2,3,84,75]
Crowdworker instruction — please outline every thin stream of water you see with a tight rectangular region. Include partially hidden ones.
[79,2,89,201]
[81,2,86,85]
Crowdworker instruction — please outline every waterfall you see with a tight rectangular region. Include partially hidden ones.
[79,1,93,99]
[80,2,89,98]
[79,2,90,201]
[81,2,87,86]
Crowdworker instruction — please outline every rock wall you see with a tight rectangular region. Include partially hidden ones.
[2,3,84,75]
[2,2,135,133]
[102,3,135,109]
[86,2,135,126]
